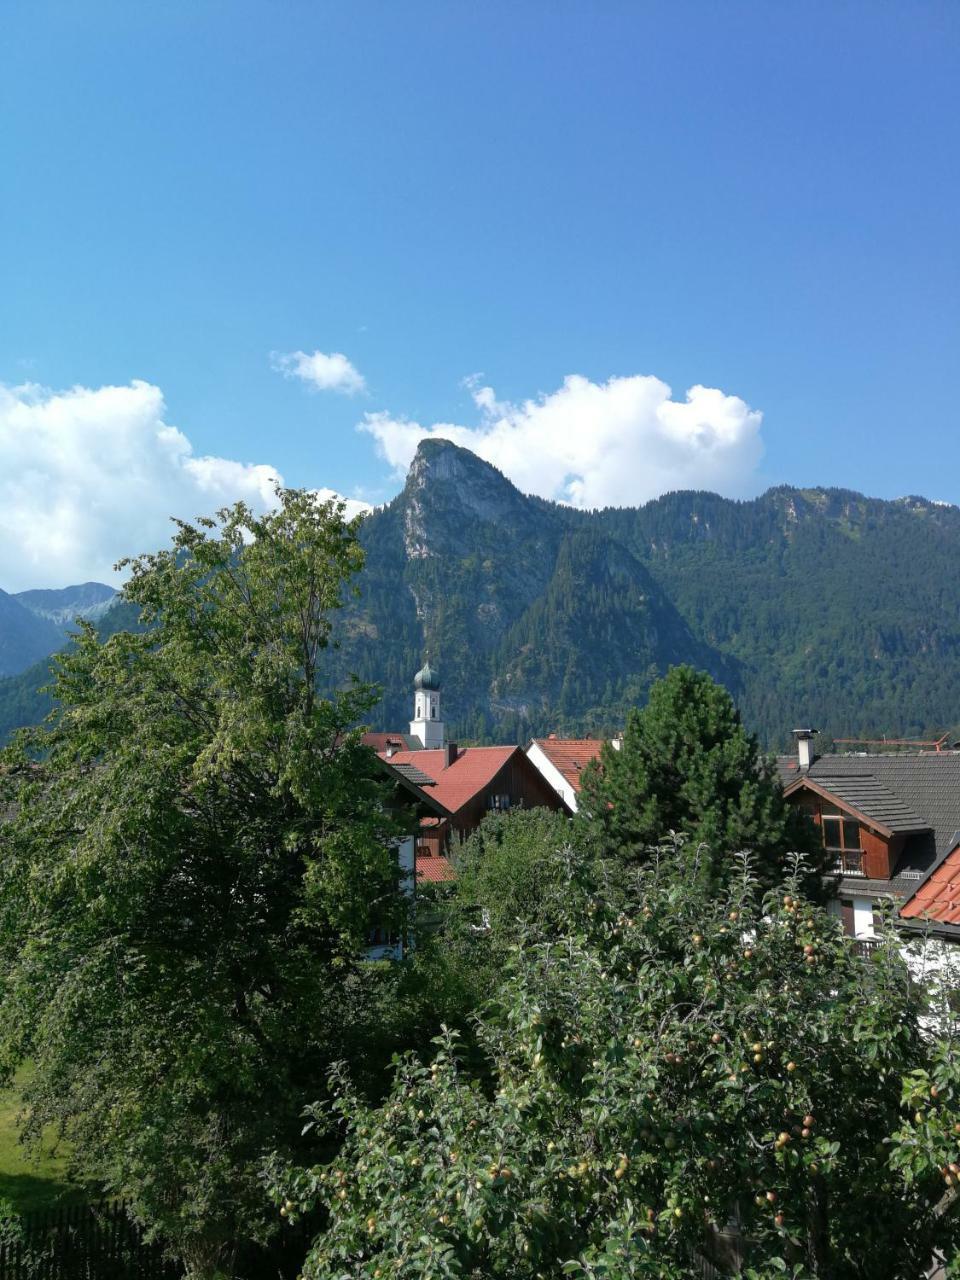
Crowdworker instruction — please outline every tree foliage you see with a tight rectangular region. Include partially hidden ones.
[0,490,410,1279]
[268,841,960,1279]
[577,666,822,891]
[450,808,590,951]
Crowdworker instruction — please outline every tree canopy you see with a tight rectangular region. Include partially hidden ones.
[268,841,960,1279]
[577,665,822,890]
[0,490,410,1279]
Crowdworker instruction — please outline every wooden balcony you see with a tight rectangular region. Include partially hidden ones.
[830,849,865,876]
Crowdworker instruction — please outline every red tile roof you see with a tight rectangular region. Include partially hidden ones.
[381,745,519,815]
[416,852,456,883]
[530,737,605,792]
[900,842,960,925]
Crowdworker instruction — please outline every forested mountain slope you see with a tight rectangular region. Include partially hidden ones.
[3,439,960,748]
[327,439,960,748]
[0,589,63,678]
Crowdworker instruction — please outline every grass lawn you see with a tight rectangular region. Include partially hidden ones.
[0,1077,85,1214]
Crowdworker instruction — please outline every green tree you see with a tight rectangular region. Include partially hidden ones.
[0,490,410,1279]
[267,845,960,1279]
[578,665,821,890]
[451,808,585,951]
[405,808,589,1044]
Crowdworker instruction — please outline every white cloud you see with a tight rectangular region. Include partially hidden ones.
[311,488,374,521]
[271,349,366,395]
[0,379,365,591]
[360,372,764,509]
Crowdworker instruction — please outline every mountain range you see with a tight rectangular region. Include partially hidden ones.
[3,438,960,749]
[0,582,116,679]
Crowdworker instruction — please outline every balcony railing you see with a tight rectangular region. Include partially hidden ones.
[853,937,883,958]
[829,849,865,876]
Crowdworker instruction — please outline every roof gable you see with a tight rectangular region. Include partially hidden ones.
[783,773,929,836]
[529,738,604,791]
[780,752,960,856]
[378,758,450,817]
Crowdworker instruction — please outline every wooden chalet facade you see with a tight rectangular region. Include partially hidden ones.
[778,737,960,945]
[382,742,571,882]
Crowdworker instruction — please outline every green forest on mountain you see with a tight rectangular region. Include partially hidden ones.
[3,440,960,749]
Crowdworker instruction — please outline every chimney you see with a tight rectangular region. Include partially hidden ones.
[445,742,458,767]
[793,728,819,772]
[385,739,400,758]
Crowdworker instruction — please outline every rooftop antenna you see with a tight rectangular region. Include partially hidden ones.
[831,732,951,753]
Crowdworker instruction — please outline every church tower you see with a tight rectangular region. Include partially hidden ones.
[410,660,445,749]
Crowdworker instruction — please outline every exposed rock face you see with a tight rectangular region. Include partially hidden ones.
[14,582,117,630]
[330,439,729,740]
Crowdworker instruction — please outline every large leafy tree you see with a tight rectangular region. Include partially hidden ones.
[268,842,960,1279]
[578,665,822,889]
[0,490,409,1279]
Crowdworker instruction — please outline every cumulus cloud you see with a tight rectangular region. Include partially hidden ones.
[311,488,374,521]
[271,349,366,395]
[360,373,764,509]
[0,380,368,591]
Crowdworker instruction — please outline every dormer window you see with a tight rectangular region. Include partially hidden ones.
[820,804,864,874]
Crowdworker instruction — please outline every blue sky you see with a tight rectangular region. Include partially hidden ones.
[0,1,958,586]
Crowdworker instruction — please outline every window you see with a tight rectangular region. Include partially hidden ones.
[820,806,863,874]
[487,793,511,811]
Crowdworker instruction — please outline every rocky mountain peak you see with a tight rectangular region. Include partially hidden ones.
[400,438,542,559]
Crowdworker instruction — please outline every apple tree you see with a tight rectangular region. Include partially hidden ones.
[267,844,960,1278]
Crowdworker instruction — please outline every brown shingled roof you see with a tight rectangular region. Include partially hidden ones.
[792,773,929,834]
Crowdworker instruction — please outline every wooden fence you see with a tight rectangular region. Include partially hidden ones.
[0,1202,179,1280]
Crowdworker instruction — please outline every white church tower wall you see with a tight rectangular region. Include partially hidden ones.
[410,661,445,749]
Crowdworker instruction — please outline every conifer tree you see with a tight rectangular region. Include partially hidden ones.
[577,665,822,888]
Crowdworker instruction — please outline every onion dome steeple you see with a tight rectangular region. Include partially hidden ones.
[411,659,444,747]
[414,660,440,692]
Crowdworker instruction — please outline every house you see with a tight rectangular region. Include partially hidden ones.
[778,729,960,946]
[526,735,616,812]
[365,754,451,960]
[384,741,572,880]
[367,664,572,882]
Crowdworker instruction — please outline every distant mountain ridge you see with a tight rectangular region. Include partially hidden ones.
[0,581,117,679]
[15,582,117,630]
[0,589,63,679]
[3,441,960,747]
